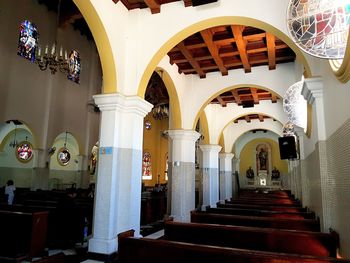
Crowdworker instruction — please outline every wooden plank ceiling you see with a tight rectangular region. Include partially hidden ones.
[234,114,275,124]
[112,0,218,14]
[168,25,296,78]
[211,87,279,108]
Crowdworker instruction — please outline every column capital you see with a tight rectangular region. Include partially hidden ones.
[199,144,222,153]
[93,93,153,117]
[167,129,201,142]
[301,77,324,104]
[219,152,234,160]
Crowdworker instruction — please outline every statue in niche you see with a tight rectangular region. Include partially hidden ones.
[271,167,280,180]
[258,148,267,170]
[246,166,254,179]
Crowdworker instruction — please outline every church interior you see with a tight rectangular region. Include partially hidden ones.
[1,0,350,262]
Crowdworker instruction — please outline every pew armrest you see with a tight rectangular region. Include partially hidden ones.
[118,229,135,242]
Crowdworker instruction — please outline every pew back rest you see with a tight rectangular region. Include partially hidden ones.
[164,221,337,257]
[118,236,350,263]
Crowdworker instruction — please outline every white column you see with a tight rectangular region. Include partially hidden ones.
[302,77,332,231]
[199,145,222,210]
[219,153,234,201]
[88,93,152,256]
[167,130,200,222]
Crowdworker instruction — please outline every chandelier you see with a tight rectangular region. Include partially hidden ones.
[152,104,169,120]
[35,43,69,74]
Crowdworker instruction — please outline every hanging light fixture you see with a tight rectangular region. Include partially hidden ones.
[152,104,169,120]
[35,0,69,75]
[57,131,71,166]
[9,124,18,148]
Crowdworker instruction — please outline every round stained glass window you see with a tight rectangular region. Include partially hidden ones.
[57,147,71,166]
[16,141,33,162]
[287,0,350,59]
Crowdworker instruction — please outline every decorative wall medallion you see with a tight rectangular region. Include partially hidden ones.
[145,120,152,130]
[16,141,33,162]
[57,147,71,166]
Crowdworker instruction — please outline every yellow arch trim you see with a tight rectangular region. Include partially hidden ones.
[0,128,36,151]
[137,16,311,98]
[218,134,225,152]
[155,67,182,129]
[192,84,281,130]
[73,0,117,93]
[199,111,210,145]
[330,29,350,83]
[233,128,282,154]
[218,112,283,145]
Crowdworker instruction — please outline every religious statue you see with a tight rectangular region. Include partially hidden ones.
[246,166,254,179]
[258,148,267,170]
[271,167,280,180]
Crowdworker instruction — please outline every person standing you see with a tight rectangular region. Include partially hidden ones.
[5,180,16,205]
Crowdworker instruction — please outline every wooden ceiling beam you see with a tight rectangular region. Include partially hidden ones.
[177,41,206,78]
[216,96,227,107]
[231,25,251,73]
[144,0,161,14]
[245,115,251,123]
[200,29,228,76]
[183,0,193,7]
[59,13,83,28]
[250,88,259,104]
[271,94,278,103]
[258,114,264,122]
[266,32,276,70]
[231,89,242,105]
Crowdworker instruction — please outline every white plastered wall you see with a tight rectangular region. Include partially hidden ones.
[205,101,287,145]
[88,0,314,96]
[224,119,283,154]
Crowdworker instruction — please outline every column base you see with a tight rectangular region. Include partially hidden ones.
[87,251,118,263]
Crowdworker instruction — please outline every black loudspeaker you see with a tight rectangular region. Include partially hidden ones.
[278,136,297,160]
[192,0,218,6]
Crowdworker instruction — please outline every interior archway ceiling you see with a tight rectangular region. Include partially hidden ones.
[168,25,296,78]
[233,114,275,124]
[211,87,280,108]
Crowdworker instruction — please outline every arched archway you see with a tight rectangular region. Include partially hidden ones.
[73,0,117,93]
[137,16,312,101]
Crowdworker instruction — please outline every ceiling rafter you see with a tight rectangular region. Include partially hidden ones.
[177,41,206,78]
[231,25,251,73]
[183,0,192,7]
[266,32,276,70]
[258,114,264,122]
[216,96,227,107]
[271,93,278,103]
[144,0,161,14]
[200,29,228,76]
[245,115,251,123]
[231,89,242,105]
[251,88,259,104]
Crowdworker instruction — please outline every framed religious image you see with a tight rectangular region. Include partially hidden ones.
[16,141,33,163]
[145,120,152,130]
[57,147,71,166]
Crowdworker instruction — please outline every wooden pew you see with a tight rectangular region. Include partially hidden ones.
[227,199,302,207]
[206,207,315,219]
[0,210,48,260]
[163,221,337,257]
[118,234,350,263]
[191,211,320,231]
[218,202,307,212]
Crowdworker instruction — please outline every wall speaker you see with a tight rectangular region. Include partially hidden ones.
[192,0,218,6]
[278,136,297,160]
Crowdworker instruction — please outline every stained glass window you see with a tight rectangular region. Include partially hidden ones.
[67,50,81,84]
[17,20,38,62]
[287,0,350,59]
[142,151,152,180]
[283,80,307,130]
[57,147,71,166]
[145,120,152,130]
[16,141,33,162]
